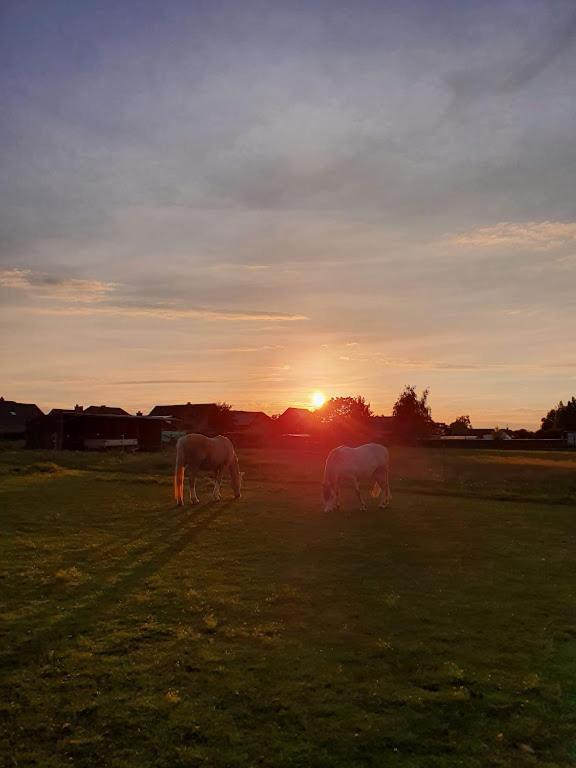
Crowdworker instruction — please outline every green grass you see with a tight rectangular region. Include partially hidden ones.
[1,445,576,767]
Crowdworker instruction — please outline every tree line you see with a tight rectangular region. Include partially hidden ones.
[215,388,576,441]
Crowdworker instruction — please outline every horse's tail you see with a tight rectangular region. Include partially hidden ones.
[371,481,381,498]
[174,440,185,503]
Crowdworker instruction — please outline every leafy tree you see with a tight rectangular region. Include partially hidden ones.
[392,386,435,440]
[213,402,233,432]
[318,396,373,424]
[314,396,374,446]
[541,407,558,432]
[514,428,534,439]
[449,415,472,436]
[540,397,576,432]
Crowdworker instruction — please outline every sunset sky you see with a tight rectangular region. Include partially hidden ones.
[2,0,576,427]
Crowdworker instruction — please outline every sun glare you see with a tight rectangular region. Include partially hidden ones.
[312,391,326,409]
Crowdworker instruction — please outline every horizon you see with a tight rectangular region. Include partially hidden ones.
[0,391,550,431]
[2,0,576,430]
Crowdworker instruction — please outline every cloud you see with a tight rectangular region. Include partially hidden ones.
[346,351,576,373]
[0,268,117,302]
[445,10,576,117]
[448,221,576,250]
[210,345,284,353]
[108,379,225,385]
[22,304,308,322]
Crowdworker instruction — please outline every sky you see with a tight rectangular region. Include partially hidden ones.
[1,0,576,427]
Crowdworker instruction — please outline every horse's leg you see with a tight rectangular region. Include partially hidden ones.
[374,468,389,508]
[175,465,184,506]
[212,467,224,501]
[353,477,367,511]
[188,467,201,505]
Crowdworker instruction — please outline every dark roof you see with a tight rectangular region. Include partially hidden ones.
[85,405,131,416]
[230,410,273,429]
[277,407,317,432]
[148,403,224,433]
[34,412,164,423]
[0,398,44,433]
[281,407,311,416]
[148,403,218,418]
[148,403,218,422]
[468,428,497,436]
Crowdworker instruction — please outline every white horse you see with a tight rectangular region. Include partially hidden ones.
[322,443,391,512]
[174,433,242,506]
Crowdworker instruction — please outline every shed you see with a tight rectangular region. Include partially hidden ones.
[26,412,165,451]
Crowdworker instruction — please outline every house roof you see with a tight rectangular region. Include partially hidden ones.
[276,407,317,432]
[230,410,273,429]
[148,403,219,418]
[468,428,497,436]
[0,398,44,433]
[84,405,131,416]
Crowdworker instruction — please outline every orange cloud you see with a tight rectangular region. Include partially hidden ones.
[449,221,576,250]
[0,269,117,302]
[22,304,308,322]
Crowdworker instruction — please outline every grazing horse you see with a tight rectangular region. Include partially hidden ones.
[322,443,391,513]
[174,434,242,506]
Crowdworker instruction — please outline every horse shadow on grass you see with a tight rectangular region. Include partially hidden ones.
[0,501,234,670]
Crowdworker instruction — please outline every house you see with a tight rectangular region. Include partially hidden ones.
[275,407,318,435]
[225,410,274,446]
[148,403,228,435]
[48,405,84,416]
[0,397,44,438]
[369,415,394,441]
[84,405,131,416]
[467,428,513,441]
[230,410,274,436]
[567,432,576,448]
[26,412,166,451]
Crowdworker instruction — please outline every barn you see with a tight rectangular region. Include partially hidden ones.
[26,412,165,451]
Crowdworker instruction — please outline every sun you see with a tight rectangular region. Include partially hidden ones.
[312,391,326,409]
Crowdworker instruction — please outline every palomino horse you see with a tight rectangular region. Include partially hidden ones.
[174,434,242,506]
[322,443,391,512]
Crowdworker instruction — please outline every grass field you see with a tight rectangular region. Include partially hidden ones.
[1,444,576,767]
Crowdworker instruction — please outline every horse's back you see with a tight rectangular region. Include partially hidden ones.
[354,442,389,466]
[326,443,388,479]
[177,433,234,469]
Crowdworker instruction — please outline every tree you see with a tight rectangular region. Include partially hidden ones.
[392,386,435,440]
[540,397,576,433]
[314,396,373,446]
[540,407,558,432]
[213,402,233,432]
[449,415,472,436]
[318,396,373,424]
